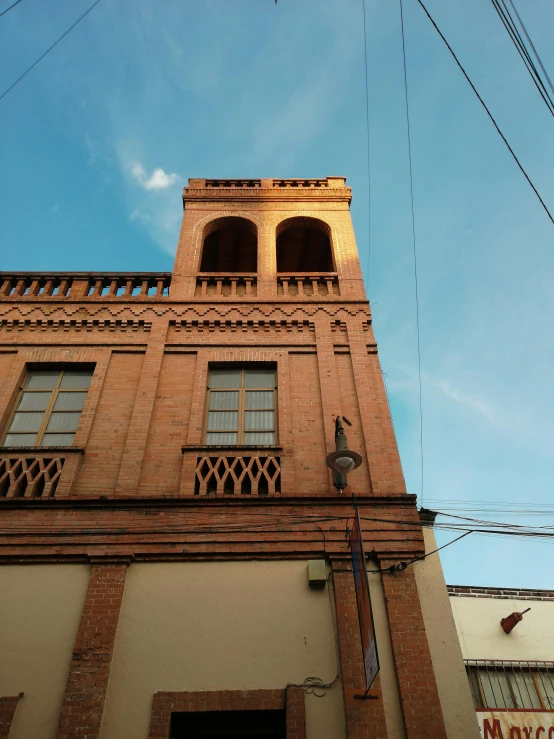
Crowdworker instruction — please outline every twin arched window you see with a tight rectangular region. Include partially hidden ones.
[200,217,257,273]
[199,216,334,274]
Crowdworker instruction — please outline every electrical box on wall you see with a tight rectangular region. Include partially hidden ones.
[308,560,327,589]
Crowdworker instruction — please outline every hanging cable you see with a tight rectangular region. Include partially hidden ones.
[489,0,554,118]
[412,0,554,226]
[368,530,473,573]
[0,0,102,102]
[0,0,23,19]
[506,0,554,98]
[398,0,425,505]
[361,0,372,293]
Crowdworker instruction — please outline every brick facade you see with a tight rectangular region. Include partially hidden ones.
[0,177,449,737]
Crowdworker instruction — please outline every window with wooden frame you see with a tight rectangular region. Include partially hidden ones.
[2,368,94,447]
[205,367,277,446]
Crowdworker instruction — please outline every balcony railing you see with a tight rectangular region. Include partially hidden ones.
[0,273,171,299]
[0,448,83,498]
[194,274,257,298]
[204,179,261,188]
[273,179,327,188]
[277,273,340,297]
[466,660,554,711]
[193,453,281,496]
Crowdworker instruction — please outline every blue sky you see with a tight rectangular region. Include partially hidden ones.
[1,0,553,587]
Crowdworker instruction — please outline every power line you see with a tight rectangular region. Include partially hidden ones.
[489,0,554,118]
[0,0,23,19]
[361,0,372,294]
[398,0,425,505]
[0,0,102,103]
[506,0,554,98]
[412,0,554,227]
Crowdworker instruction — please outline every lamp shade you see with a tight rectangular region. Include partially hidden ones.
[325,448,362,474]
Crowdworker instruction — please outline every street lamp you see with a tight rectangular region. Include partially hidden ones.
[325,416,362,492]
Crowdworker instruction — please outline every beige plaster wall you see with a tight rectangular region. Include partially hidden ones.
[101,561,345,739]
[415,529,480,739]
[450,594,554,661]
[0,564,90,739]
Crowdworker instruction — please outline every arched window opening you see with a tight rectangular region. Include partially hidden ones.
[200,217,257,273]
[276,218,333,273]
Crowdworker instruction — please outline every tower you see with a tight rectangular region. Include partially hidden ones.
[0,177,469,738]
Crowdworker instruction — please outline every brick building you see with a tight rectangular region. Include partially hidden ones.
[0,177,475,738]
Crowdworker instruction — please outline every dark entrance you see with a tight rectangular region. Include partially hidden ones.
[170,709,286,739]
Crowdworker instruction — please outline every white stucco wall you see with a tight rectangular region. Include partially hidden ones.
[100,561,346,739]
[0,564,90,739]
[450,594,554,661]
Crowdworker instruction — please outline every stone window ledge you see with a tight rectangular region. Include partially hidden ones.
[181,444,282,453]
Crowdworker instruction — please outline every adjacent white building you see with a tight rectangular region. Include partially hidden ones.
[448,583,554,738]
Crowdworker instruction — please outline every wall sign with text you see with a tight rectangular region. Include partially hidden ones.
[478,711,554,738]
[349,508,379,692]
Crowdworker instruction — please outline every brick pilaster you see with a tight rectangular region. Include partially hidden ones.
[116,318,167,495]
[331,566,388,739]
[314,318,341,457]
[56,563,128,739]
[0,696,20,739]
[381,564,447,738]
[347,323,406,495]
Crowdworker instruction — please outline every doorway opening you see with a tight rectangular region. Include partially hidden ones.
[170,709,286,738]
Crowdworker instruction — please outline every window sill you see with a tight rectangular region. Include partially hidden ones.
[182,444,282,453]
[0,446,84,454]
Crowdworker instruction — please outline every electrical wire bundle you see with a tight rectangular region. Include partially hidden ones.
[489,0,554,119]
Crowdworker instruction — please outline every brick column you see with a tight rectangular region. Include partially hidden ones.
[256,217,276,299]
[56,562,128,739]
[116,318,167,495]
[381,564,447,738]
[331,564,388,739]
[0,696,21,739]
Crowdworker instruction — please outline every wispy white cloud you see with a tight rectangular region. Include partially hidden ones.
[386,363,510,430]
[129,206,151,223]
[430,377,507,429]
[131,162,180,190]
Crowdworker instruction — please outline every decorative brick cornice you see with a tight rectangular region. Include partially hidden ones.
[0,496,424,565]
[0,318,151,332]
[182,176,351,205]
[0,302,371,319]
[0,492,416,509]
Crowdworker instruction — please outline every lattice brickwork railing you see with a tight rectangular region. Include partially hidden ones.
[194,455,281,496]
[0,456,65,498]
